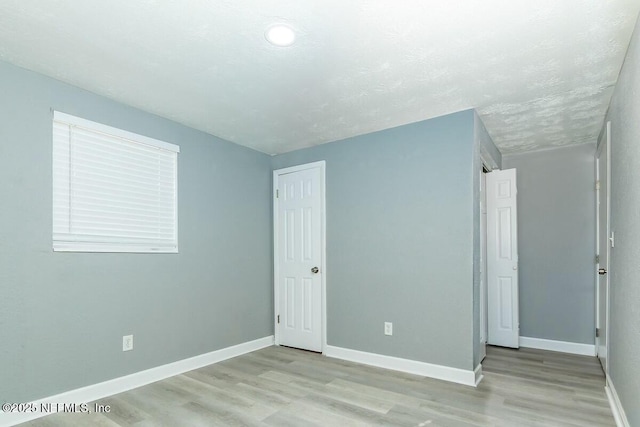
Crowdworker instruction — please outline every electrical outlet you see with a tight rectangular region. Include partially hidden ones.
[122,335,133,351]
[384,322,393,336]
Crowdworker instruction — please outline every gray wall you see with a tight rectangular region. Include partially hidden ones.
[604,12,640,426]
[503,144,596,345]
[272,110,477,371]
[0,61,273,403]
[472,113,502,367]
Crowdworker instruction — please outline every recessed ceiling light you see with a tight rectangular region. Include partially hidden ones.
[265,24,296,47]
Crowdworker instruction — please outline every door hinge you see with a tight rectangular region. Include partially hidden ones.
[276,189,279,198]
[277,315,280,324]
[596,254,600,264]
[596,328,600,338]
[595,180,600,190]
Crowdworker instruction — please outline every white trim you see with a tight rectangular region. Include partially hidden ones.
[605,120,611,374]
[479,147,498,172]
[595,153,601,360]
[519,336,596,356]
[474,364,484,386]
[53,111,180,153]
[479,168,488,361]
[273,169,279,345]
[320,164,327,353]
[605,375,630,427]
[0,336,274,427]
[273,161,327,353]
[325,345,477,387]
[595,121,611,373]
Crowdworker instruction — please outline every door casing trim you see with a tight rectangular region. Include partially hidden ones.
[595,121,611,374]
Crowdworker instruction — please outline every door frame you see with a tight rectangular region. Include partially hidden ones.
[479,169,487,361]
[595,121,611,374]
[479,150,498,359]
[273,161,327,353]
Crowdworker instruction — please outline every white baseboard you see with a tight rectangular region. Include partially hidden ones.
[519,336,596,356]
[0,336,274,427]
[597,345,608,360]
[606,375,630,427]
[325,345,477,387]
[474,363,484,386]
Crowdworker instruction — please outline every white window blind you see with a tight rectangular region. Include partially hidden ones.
[53,111,179,253]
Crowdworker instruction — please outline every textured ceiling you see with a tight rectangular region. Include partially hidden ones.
[0,1,638,155]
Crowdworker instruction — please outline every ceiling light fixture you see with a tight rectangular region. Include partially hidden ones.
[265,24,296,47]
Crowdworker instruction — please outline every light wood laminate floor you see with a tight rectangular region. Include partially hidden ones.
[23,345,614,426]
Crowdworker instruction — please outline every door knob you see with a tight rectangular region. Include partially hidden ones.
[599,268,607,275]
[311,266,319,274]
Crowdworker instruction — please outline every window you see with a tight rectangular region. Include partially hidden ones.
[52,112,179,253]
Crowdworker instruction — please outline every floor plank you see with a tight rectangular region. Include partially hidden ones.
[20,345,615,426]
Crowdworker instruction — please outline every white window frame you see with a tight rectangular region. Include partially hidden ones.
[52,111,179,253]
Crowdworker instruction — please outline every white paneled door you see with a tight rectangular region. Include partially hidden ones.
[486,168,520,348]
[274,162,325,352]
